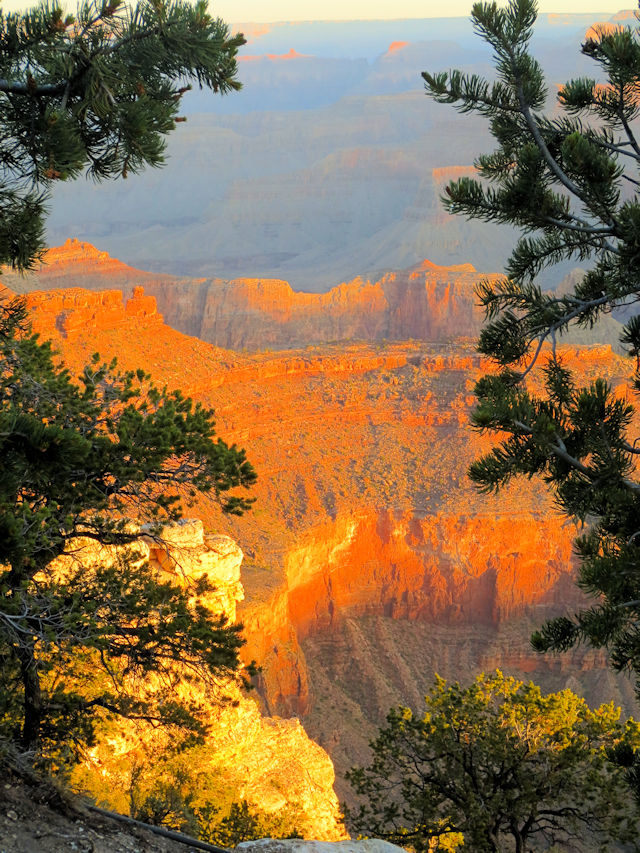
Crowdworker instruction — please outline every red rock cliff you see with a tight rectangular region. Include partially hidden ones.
[14,240,495,349]
[26,286,162,341]
[22,286,638,798]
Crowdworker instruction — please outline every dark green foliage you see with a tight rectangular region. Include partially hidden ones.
[206,800,263,846]
[424,2,640,703]
[133,765,202,833]
[0,297,256,761]
[0,0,245,270]
[133,772,302,845]
[347,671,640,853]
[200,799,302,847]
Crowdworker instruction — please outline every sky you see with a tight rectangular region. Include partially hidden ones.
[0,0,632,19]
[213,1,630,21]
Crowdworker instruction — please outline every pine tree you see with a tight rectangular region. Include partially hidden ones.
[0,0,245,270]
[347,672,640,853]
[0,0,250,762]
[0,297,256,760]
[423,3,640,694]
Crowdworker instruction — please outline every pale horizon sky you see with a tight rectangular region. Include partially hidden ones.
[0,0,633,20]
[215,0,635,23]
[214,1,629,22]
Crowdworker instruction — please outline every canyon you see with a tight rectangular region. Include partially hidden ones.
[1,7,636,847]
[38,12,612,288]
[8,240,619,352]
[13,277,638,803]
[9,239,488,348]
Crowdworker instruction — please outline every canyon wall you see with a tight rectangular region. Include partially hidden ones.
[13,241,491,349]
[283,510,576,637]
[186,259,487,350]
[12,242,620,353]
[56,520,345,841]
[25,285,164,341]
[23,286,638,800]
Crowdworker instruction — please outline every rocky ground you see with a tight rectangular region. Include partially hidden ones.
[0,777,402,853]
[0,774,200,853]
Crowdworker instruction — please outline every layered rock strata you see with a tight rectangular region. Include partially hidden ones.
[12,240,493,348]
[26,285,163,341]
[23,286,639,803]
[54,520,345,841]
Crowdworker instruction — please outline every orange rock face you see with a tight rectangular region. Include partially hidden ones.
[28,238,146,281]
[240,48,310,62]
[21,282,638,799]
[26,286,162,341]
[284,510,576,637]
[585,20,626,41]
[431,165,476,184]
[387,41,409,53]
[15,240,496,349]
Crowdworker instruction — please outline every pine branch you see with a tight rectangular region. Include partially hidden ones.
[540,215,616,237]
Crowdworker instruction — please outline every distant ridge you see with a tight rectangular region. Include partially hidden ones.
[9,239,495,350]
[240,48,311,62]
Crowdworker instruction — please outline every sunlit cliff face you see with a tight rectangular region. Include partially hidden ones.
[22,282,639,796]
[284,510,576,636]
[18,240,493,349]
[54,520,346,839]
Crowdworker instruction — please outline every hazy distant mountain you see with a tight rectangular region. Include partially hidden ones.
[229,14,605,62]
[44,11,631,291]
[185,12,606,113]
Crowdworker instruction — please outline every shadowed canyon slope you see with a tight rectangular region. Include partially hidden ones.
[19,285,639,797]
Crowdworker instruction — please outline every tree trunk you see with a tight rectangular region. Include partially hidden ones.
[487,830,501,853]
[6,565,43,752]
[17,637,41,752]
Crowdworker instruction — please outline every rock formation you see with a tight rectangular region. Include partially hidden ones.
[4,238,193,302]
[240,48,311,62]
[22,286,639,805]
[55,520,345,841]
[13,240,494,349]
[26,285,163,341]
[146,520,246,621]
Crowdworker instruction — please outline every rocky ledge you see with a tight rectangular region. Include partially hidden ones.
[50,520,345,842]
